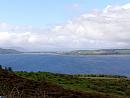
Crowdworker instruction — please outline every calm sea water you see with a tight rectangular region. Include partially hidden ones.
[0,54,130,76]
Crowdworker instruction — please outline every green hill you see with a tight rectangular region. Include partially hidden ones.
[0,67,128,98]
[62,49,130,55]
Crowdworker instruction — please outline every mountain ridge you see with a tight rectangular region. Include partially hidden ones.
[0,48,130,55]
[0,48,21,54]
[61,49,130,55]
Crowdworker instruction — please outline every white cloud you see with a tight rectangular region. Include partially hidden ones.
[0,3,130,51]
[0,23,33,32]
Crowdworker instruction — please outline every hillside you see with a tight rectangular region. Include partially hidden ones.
[62,49,130,55]
[0,68,127,98]
[16,72,130,98]
[0,48,21,54]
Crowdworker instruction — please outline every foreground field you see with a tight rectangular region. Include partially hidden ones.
[0,67,130,98]
[16,72,130,98]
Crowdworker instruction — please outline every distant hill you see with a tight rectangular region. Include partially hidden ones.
[62,49,130,55]
[0,48,21,54]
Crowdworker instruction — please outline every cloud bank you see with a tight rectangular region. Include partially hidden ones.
[0,3,130,51]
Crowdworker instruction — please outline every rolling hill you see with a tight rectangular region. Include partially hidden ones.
[0,48,21,54]
[0,68,126,98]
[62,49,130,55]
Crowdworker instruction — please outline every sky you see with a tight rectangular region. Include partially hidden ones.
[0,0,130,51]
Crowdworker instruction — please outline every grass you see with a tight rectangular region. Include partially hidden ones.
[1,66,129,98]
[16,72,130,98]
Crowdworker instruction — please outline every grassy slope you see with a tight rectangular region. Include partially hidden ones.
[16,72,130,98]
[1,69,125,98]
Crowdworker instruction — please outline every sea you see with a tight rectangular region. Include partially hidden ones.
[0,54,130,77]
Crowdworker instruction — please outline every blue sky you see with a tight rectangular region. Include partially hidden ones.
[0,0,130,27]
[0,0,130,51]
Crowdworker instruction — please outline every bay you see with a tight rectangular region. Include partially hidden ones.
[0,54,130,76]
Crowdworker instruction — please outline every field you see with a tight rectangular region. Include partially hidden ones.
[16,72,130,98]
[1,66,130,98]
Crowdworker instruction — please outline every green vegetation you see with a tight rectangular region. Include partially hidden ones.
[16,72,130,98]
[3,66,13,72]
[62,49,130,55]
[0,65,130,98]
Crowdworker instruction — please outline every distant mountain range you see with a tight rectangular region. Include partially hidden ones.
[61,49,130,55]
[0,48,22,54]
[0,48,130,55]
